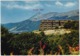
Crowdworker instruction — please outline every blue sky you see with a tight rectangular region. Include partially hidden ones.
[1,0,79,24]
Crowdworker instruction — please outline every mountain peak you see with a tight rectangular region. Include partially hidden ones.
[29,9,78,21]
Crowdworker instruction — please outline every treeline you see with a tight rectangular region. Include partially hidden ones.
[64,20,79,30]
[1,20,79,55]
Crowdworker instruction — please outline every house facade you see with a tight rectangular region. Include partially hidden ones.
[39,20,69,30]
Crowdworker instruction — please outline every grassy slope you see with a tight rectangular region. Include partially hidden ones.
[33,29,71,35]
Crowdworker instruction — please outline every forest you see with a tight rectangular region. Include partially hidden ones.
[1,21,79,55]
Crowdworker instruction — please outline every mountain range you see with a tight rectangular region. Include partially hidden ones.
[2,10,79,33]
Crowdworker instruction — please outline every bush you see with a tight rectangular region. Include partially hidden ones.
[1,26,79,55]
[64,21,79,30]
[1,26,14,55]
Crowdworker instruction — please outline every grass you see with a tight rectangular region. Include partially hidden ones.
[33,29,71,35]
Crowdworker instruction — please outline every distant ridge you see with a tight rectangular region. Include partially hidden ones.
[2,9,79,33]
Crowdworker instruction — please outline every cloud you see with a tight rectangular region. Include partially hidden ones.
[65,2,76,7]
[55,1,63,6]
[6,4,41,10]
[2,1,77,10]
[1,1,43,10]
[44,4,52,7]
[25,0,39,2]
[55,1,76,7]
[1,0,57,1]
[25,0,39,4]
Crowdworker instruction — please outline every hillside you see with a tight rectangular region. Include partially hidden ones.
[2,10,79,33]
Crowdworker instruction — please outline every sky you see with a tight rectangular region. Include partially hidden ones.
[1,0,79,24]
